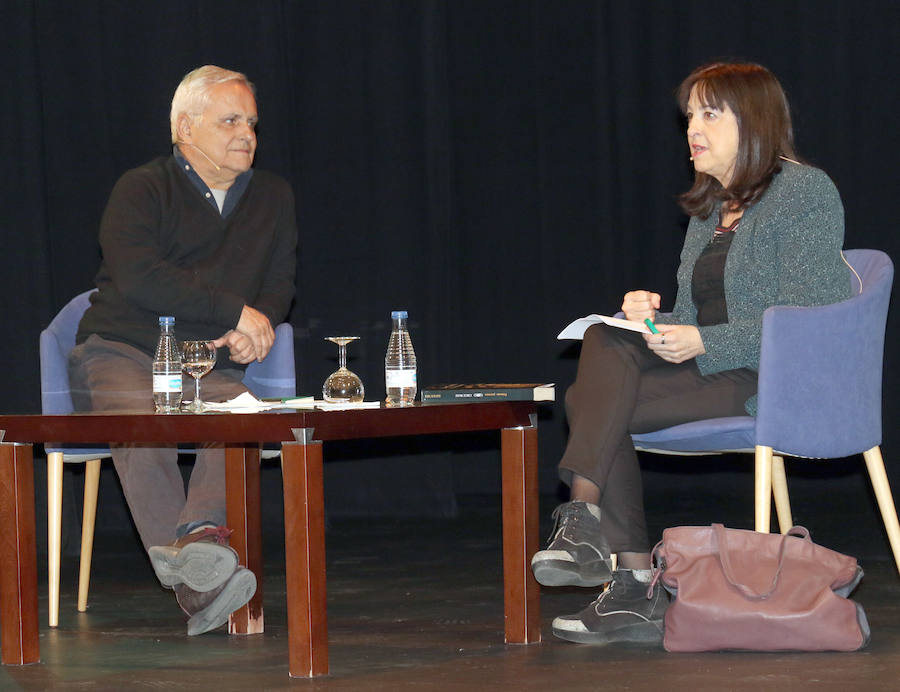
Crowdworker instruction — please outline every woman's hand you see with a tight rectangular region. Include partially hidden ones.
[622,290,661,323]
[645,325,706,363]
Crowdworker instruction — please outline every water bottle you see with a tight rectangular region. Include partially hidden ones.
[385,310,417,406]
[152,316,183,412]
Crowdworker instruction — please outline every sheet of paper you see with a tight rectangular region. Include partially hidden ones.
[201,393,380,413]
[314,400,382,411]
[272,397,316,409]
[557,314,651,340]
[201,392,282,413]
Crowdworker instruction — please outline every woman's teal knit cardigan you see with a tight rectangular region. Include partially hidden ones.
[659,161,852,414]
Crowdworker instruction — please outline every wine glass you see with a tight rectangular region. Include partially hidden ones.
[181,340,217,412]
[322,336,364,402]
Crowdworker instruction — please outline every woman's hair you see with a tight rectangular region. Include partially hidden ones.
[170,65,255,143]
[677,62,797,219]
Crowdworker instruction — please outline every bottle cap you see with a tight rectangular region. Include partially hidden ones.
[391,310,408,319]
[159,316,175,326]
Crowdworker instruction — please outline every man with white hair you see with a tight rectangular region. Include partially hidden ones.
[70,66,297,635]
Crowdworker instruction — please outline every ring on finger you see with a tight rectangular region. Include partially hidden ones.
[661,334,666,345]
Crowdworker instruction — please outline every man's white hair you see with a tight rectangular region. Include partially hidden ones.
[170,65,255,143]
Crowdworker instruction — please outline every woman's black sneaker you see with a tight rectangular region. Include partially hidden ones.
[530,501,613,587]
[551,568,667,645]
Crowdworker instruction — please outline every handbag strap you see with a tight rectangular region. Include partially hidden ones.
[648,537,666,596]
[715,523,810,601]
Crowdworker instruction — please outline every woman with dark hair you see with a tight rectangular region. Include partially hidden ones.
[531,62,851,646]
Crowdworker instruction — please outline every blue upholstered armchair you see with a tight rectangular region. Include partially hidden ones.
[631,249,899,574]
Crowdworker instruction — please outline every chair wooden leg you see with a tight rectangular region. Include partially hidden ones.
[771,455,793,534]
[78,459,101,612]
[862,446,900,576]
[754,446,773,533]
[47,452,63,628]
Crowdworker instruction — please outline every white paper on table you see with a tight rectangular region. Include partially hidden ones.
[557,314,652,340]
[274,397,316,409]
[314,400,382,411]
[201,393,382,412]
[201,392,282,413]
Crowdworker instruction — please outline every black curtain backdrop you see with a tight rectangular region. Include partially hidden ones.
[4,1,899,518]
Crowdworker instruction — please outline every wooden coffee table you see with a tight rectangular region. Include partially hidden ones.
[0,401,540,677]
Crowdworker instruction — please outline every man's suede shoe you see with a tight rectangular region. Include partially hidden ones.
[175,567,257,636]
[148,525,239,592]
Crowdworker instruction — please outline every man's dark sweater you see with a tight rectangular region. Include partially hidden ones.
[77,155,297,357]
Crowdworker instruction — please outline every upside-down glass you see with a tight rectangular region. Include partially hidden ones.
[181,340,217,412]
[322,336,364,402]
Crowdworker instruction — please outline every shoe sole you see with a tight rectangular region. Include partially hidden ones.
[148,543,238,592]
[187,568,257,636]
[532,559,613,587]
[551,620,663,645]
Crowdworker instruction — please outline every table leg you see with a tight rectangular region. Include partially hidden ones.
[281,436,328,677]
[0,442,40,664]
[501,422,541,644]
[225,444,264,635]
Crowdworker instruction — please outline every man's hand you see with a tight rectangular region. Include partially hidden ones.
[622,290,661,323]
[212,330,257,365]
[235,305,274,362]
[645,324,706,364]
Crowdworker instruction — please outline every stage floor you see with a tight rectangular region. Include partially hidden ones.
[3,492,899,691]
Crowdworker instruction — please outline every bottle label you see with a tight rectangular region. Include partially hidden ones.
[385,369,417,388]
[153,374,183,393]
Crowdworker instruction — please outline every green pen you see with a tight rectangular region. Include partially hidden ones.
[644,318,660,334]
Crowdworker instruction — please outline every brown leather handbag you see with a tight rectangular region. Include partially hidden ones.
[651,524,870,652]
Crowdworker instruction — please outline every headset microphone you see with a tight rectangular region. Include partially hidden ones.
[176,141,221,172]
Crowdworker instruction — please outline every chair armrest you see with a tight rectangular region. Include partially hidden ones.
[40,329,76,415]
[242,323,296,399]
[755,296,884,457]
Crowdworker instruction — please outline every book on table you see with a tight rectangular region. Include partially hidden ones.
[557,314,651,340]
[420,383,555,402]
